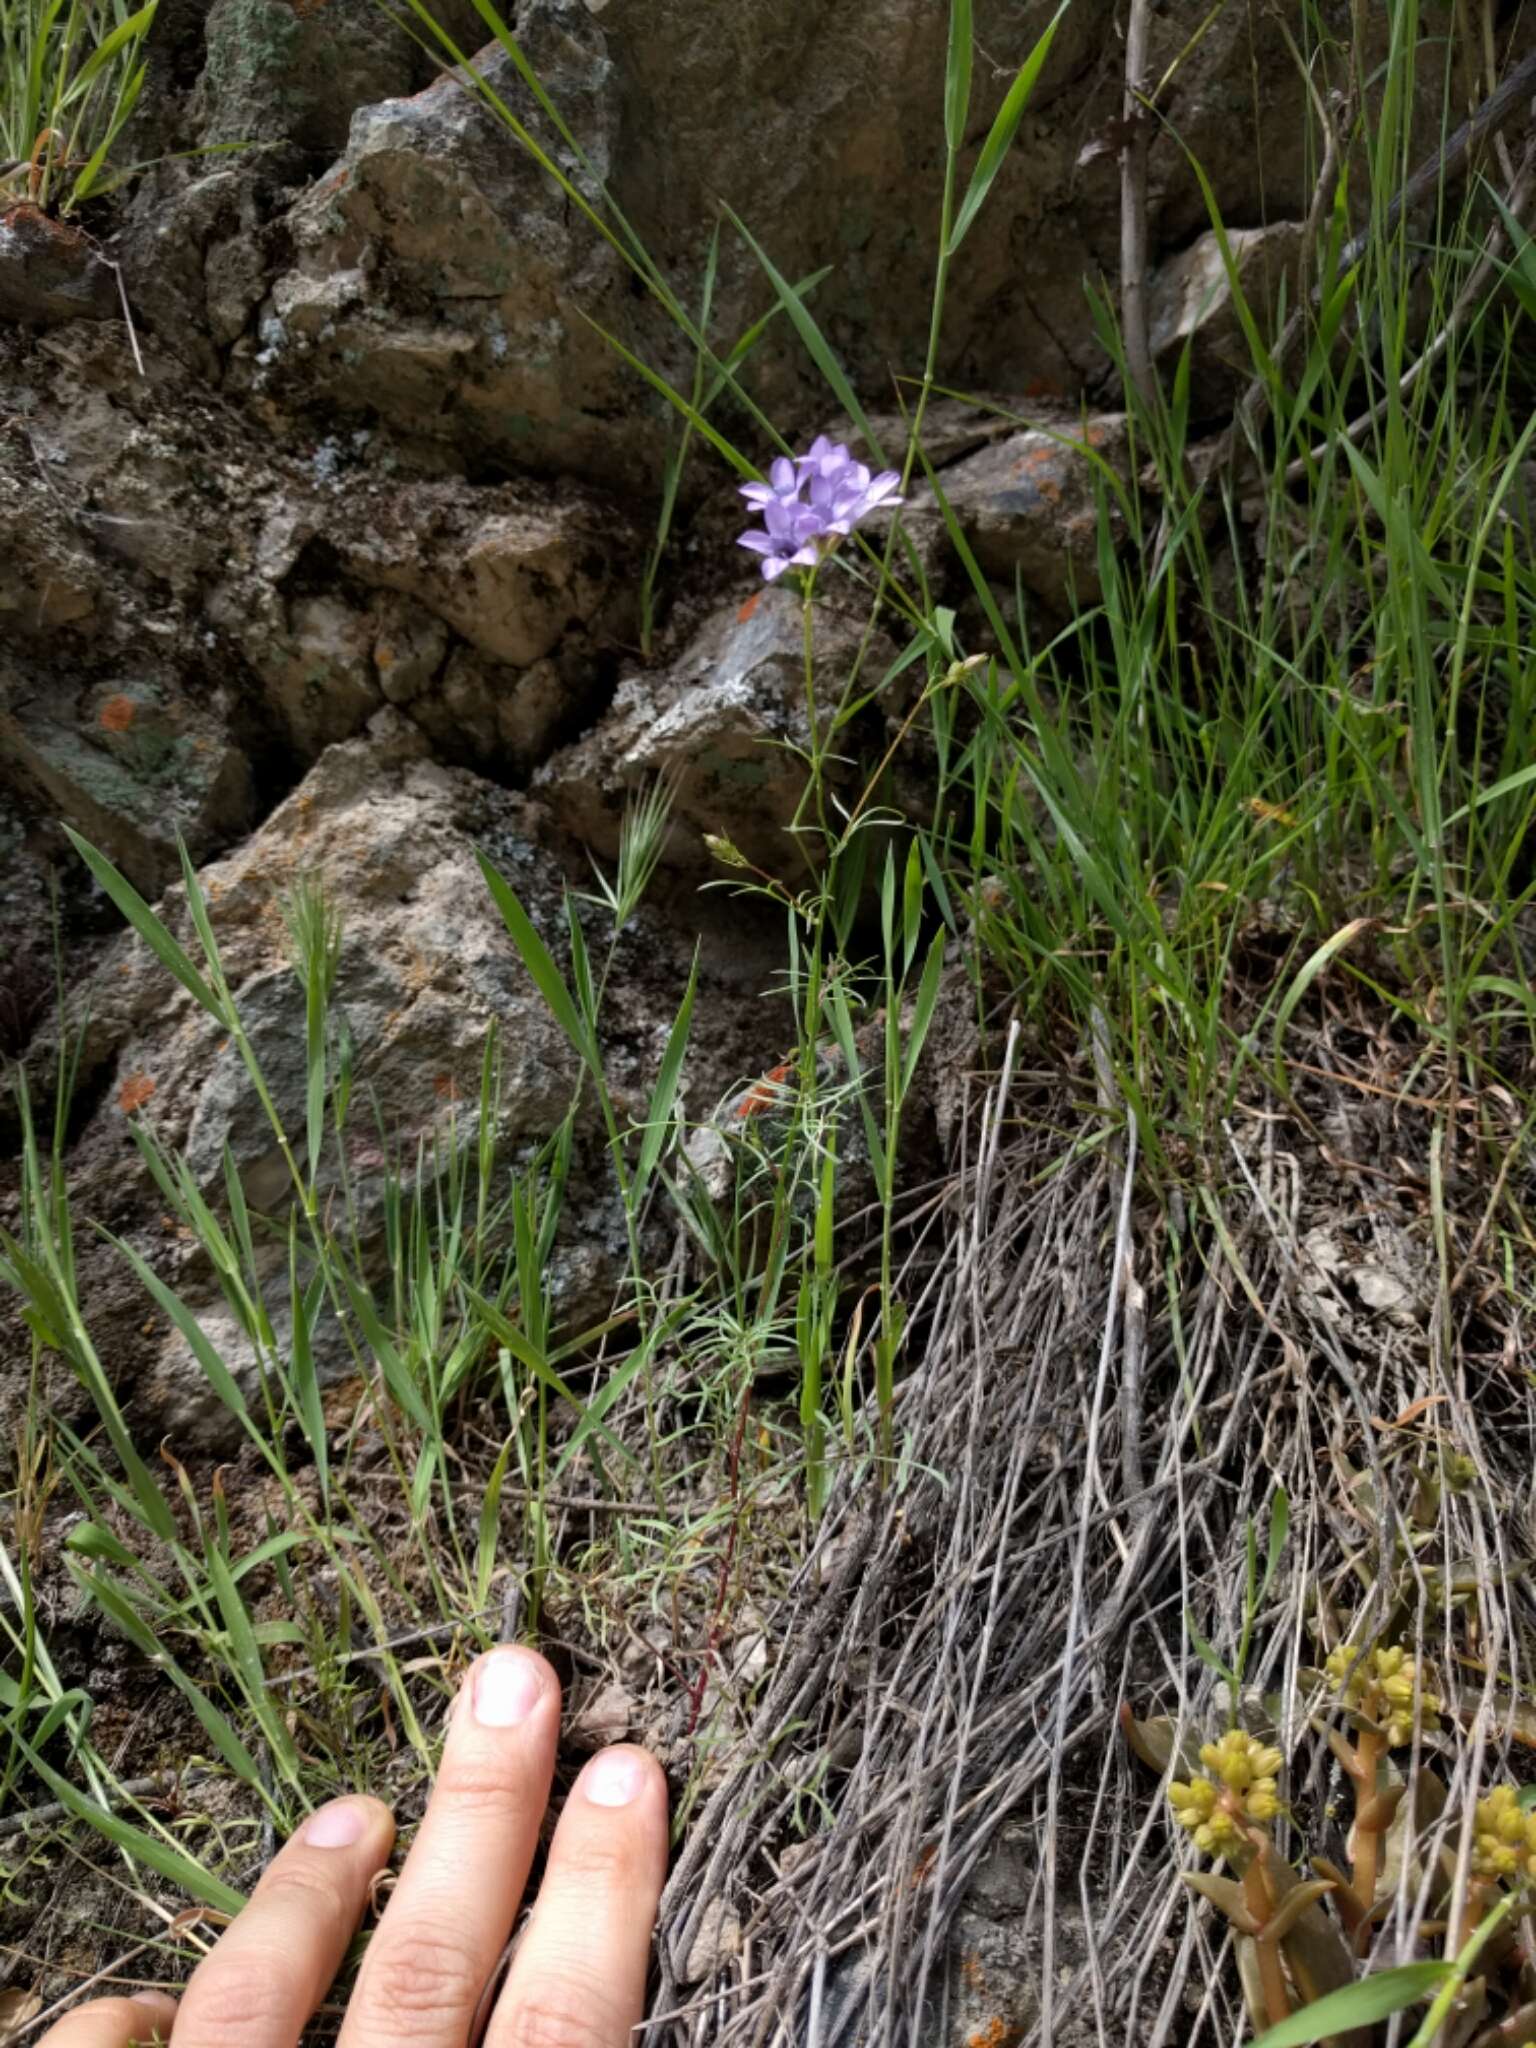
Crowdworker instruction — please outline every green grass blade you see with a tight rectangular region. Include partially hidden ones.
[106,1233,249,1421]
[901,932,947,1098]
[67,1559,265,1788]
[466,1286,633,1476]
[477,850,592,1067]
[1271,918,1372,1070]
[721,203,887,464]
[69,60,145,206]
[205,1543,302,1780]
[948,0,1070,253]
[633,950,697,1208]
[476,1438,513,1609]
[290,1244,329,1510]
[338,1269,433,1434]
[1249,1963,1449,2047]
[63,829,223,1018]
[578,312,757,479]
[944,0,972,153]
[7,1716,245,1914]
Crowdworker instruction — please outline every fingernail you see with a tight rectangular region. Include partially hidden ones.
[582,1747,648,1808]
[304,1799,369,1848]
[473,1646,546,1727]
[127,1991,178,2044]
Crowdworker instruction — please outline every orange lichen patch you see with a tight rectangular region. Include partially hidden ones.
[1023,375,1064,399]
[98,693,137,732]
[909,1843,938,1891]
[737,589,764,625]
[375,643,397,670]
[734,1059,794,1119]
[966,2021,1023,2048]
[432,1072,460,1102]
[960,1951,987,1989]
[117,1072,156,1114]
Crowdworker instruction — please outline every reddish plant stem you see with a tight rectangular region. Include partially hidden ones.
[1240,1845,1292,2027]
[1347,1725,1384,1951]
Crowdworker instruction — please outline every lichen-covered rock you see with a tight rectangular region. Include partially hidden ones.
[245,591,384,754]
[0,674,255,895]
[537,589,895,877]
[330,479,635,669]
[113,168,269,374]
[112,0,1495,481]
[939,1830,1101,2048]
[406,647,588,770]
[920,413,1130,611]
[198,0,433,155]
[0,205,120,326]
[250,1,643,483]
[1148,223,1307,411]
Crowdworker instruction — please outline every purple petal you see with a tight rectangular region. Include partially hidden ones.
[797,435,852,479]
[738,530,775,553]
[769,455,796,493]
[740,481,776,504]
[762,554,791,581]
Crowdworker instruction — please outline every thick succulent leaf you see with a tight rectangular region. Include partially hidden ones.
[1377,1759,1448,1906]
[1279,1905,1363,2030]
[1260,1850,1364,2040]
[1445,1686,1536,1750]
[1236,1936,1270,2035]
[1264,1880,1339,1944]
[1181,1871,1260,1934]
[1119,1704,1201,1776]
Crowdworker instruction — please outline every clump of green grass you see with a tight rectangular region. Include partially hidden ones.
[1,0,158,212]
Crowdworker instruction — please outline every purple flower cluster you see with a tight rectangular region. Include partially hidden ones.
[737,435,904,582]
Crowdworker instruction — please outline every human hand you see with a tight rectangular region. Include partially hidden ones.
[38,1646,668,2048]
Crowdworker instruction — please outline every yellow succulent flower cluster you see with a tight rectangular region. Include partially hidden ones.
[1324,1641,1442,1747]
[1472,1786,1536,1886]
[1168,1730,1284,1860]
